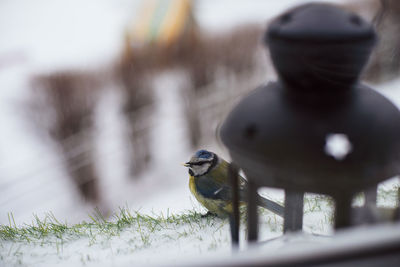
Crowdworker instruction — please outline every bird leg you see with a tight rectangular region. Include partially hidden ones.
[201,211,217,218]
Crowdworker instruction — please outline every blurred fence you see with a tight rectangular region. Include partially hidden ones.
[31,71,103,204]
[364,0,400,82]
[17,22,267,212]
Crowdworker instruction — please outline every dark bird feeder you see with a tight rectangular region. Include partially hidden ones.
[220,3,400,244]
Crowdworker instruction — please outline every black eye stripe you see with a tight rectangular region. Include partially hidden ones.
[189,160,213,166]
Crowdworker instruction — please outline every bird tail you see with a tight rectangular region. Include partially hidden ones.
[257,195,284,217]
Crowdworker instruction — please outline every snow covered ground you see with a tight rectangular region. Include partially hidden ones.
[1,0,400,266]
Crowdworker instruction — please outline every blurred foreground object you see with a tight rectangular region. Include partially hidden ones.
[220,3,400,245]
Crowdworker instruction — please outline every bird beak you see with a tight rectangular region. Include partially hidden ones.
[182,162,191,167]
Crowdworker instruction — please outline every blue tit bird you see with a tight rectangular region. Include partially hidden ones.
[184,149,284,218]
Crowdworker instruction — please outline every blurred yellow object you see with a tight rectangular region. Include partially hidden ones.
[127,0,195,47]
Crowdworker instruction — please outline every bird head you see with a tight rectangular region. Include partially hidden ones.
[183,149,217,177]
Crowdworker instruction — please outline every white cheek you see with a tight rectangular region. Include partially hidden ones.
[192,163,211,176]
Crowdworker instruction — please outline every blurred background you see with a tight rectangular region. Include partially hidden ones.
[1,0,399,225]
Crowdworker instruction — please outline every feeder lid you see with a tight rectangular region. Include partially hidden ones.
[267,4,375,43]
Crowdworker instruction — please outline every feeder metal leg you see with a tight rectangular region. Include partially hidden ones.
[396,188,400,221]
[365,185,377,207]
[228,164,240,247]
[283,190,304,233]
[334,195,353,229]
[247,180,258,242]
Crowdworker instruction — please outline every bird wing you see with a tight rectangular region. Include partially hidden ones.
[210,160,247,187]
[209,159,230,184]
[195,175,231,201]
